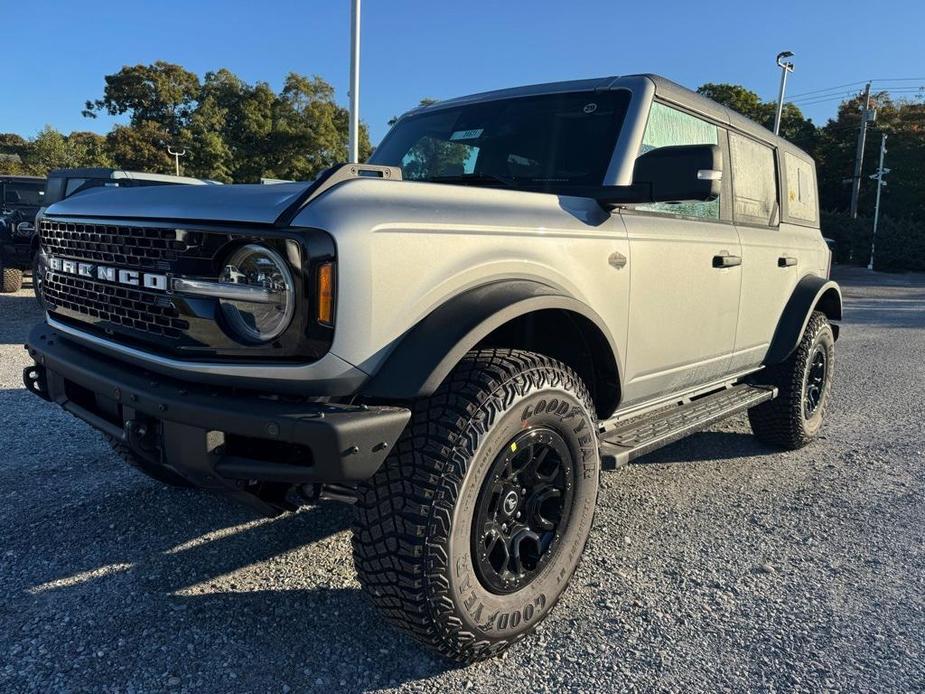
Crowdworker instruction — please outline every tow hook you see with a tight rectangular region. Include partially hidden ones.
[124,418,162,466]
[22,365,50,401]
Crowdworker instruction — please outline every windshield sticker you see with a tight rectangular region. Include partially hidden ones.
[450,128,484,141]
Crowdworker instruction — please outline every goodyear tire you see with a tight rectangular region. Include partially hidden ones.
[353,349,600,662]
[748,311,835,449]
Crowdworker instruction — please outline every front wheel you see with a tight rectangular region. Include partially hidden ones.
[748,311,835,449]
[352,349,600,662]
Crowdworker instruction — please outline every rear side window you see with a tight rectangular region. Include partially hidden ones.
[784,152,818,224]
[729,132,778,226]
[636,102,720,220]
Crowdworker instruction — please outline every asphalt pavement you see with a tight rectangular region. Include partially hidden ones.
[1,267,923,693]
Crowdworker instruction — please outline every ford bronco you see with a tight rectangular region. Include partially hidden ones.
[0,175,45,292]
[23,74,840,662]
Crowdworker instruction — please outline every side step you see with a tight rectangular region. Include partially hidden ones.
[599,383,776,469]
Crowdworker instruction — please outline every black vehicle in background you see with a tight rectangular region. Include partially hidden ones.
[0,175,45,292]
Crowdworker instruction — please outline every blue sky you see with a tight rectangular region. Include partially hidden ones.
[3,0,924,144]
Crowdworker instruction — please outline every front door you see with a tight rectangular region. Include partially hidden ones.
[621,212,742,405]
[619,102,742,406]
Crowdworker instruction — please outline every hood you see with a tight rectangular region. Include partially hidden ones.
[44,181,315,226]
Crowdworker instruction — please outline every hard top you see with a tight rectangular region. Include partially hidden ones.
[47,168,216,185]
[0,175,46,184]
[403,73,813,163]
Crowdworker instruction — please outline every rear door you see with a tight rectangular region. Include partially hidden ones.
[620,103,742,406]
[729,135,808,371]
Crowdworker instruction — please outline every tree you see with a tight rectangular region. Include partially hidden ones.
[697,83,817,152]
[106,122,174,174]
[83,61,201,138]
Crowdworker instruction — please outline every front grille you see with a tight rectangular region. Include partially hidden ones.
[44,272,189,338]
[38,216,327,361]
[40,219,202,270]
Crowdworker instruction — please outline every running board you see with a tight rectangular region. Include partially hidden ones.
[598,383,777,469]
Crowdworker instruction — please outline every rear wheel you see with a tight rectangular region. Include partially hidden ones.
[748,311,835,449]
[352,349,600,662]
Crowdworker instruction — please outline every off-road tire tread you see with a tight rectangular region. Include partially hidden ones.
[1,266,23,293]
[748,311,833,449]
[352,348,597,663]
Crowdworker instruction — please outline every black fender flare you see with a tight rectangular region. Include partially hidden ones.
[764,275,842,365]
[361,280,621,401]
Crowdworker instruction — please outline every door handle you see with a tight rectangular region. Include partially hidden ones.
[778,256,798,267]
[712,253,742,268]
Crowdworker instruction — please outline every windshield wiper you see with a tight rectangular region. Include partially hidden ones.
[425,173,516,188]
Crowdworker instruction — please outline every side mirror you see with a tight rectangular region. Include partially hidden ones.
[632,144,722,203]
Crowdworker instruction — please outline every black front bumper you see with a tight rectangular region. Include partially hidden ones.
[24,323,410,514]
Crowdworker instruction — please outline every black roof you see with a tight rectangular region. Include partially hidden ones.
[0,175,46,184]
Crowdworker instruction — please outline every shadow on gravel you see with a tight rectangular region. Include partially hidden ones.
[633,430,775,465]
[0,292,42,345]
[8,482,458,689]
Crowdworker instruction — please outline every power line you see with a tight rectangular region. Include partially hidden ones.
[790,87,924,107]
[786,77,925,100]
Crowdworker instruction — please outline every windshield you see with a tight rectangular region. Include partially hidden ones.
[370,90,631,190]
[2,181,44,207]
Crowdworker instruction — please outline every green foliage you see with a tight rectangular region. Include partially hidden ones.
[822,210,925,272]
[82,61,201,136]
[0,127,113,175]
[697,83,817,152]
[1,63,372,183]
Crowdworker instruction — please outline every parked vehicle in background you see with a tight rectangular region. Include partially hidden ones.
[29,168,219,303]
[0,175,45,292]
[24,74,840,662]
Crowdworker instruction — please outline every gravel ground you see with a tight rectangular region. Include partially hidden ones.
[1,267,923,693]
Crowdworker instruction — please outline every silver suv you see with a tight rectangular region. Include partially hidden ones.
[24,74,840,662]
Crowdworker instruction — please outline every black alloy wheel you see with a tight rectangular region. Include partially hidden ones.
[804,346,827,418]
[472,427,576,594]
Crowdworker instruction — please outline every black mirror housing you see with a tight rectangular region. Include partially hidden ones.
[632,144,722,203]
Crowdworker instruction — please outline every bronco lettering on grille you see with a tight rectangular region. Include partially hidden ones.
[47,256,168,291]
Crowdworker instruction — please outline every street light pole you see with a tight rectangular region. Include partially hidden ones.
[773,51,795,136]
[868,133,889,271]
[167,146,186,177]
[348,0,361,163]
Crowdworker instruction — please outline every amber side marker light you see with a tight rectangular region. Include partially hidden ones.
[317,262,335,325]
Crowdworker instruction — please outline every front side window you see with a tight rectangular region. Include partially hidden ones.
[730,132,778,226]
[371,90,631,189]
[635,102,720,219]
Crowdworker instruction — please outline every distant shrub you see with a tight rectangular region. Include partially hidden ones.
[820,211,925,272]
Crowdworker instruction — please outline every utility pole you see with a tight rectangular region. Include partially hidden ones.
[849,82,873,219]
[347,0,361,163]
[868,134,890,271]
[167,146,186,177]
[773,51,795,136]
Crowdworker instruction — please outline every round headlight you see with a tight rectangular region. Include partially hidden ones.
[219,244,295,343]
